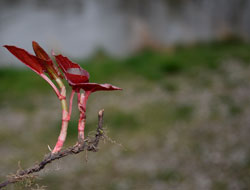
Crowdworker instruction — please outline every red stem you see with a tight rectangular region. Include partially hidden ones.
[77,91,90,142]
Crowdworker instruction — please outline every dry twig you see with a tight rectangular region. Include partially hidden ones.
[0,109,105,189]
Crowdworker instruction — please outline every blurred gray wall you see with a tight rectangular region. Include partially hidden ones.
[1,0,250,65]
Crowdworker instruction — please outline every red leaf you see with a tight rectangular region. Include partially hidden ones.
[32,41,50,60]
[32,41,63,79]
[55,54,89,84]
[54,53,122,93]
[4,45,44,74]
[73,83,122,93]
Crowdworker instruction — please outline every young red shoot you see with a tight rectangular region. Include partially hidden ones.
[4,41,122,153]
[54,54,122,142]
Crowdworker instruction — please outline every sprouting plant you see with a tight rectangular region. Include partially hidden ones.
[4,42,122,154]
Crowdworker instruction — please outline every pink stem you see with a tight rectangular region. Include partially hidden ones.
[77,92,90,142]
[51,83,69,153]
[52,109,69,153]
[53,90,76,153]
[77,92,81,105]
[40,73,61,98]
[40,74,70,153]
[78,93,85,142]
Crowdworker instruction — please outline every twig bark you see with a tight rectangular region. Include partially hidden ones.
[0,109,105,189]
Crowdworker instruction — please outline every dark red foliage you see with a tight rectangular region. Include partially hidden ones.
[32,41,50,60]
[55,54,122,93]
[4,41,122,94]
[4,42,62,79]
[32,41,63,79]
[4,45,45,75]
[76,83,122,93]
[55,54,89,85]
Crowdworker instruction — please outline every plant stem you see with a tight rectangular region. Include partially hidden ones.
[77,92,90,143]
[77,93,86,142]
[52,77,70,153]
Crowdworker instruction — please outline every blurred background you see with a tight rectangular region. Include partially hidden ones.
[1,0,250,189]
